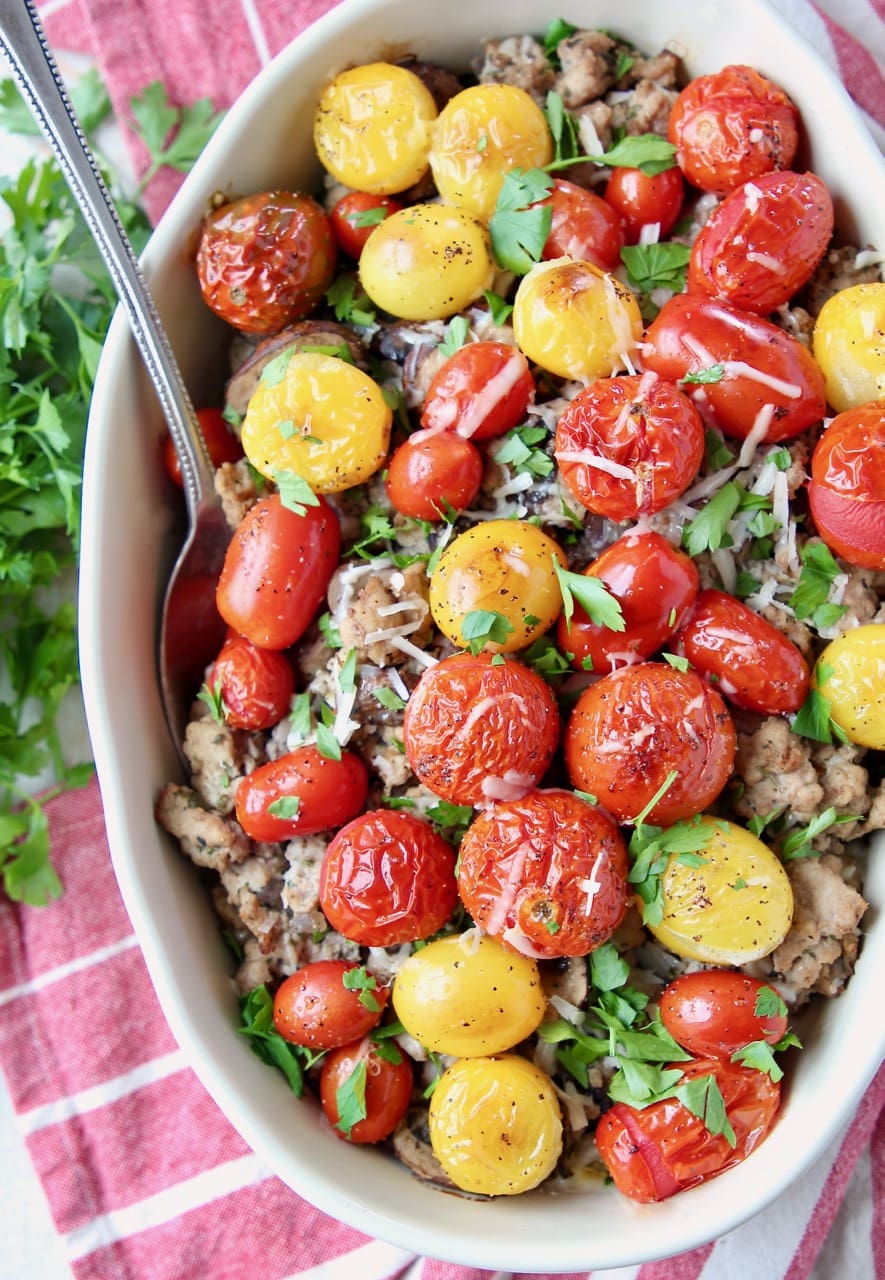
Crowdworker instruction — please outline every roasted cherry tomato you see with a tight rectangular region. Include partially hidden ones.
[603,165,685,244]
[320,1038,414,1143]
[659,972,789,1059]
[667,64,799,195]
[385,434,483,521]
[319,809,458,946]
[314,62,437,195]
[403,652,560,806]
[813,625,885,750]
[234,745,369,842]
[164,407,242,487]
[687,171,833,314]
[596,1058,781,1202]
[330,191,403,258]
[207,631,295,730]
[554,372,704,521]
[392,933,545,1056]
[557,530,699,674]
[643,293,827,442]
[273,960,389,1050]
[564,663,736,826]
[542,178,624,271]
[457,789,629,959]
[675,589,810,714]
[216,494,341,650]
[419,341,535,442]
[429,1055,562,1195]
[807,403,885,570]
[196,191,337,334]
[429,519,566,654]
[813,283,885,412]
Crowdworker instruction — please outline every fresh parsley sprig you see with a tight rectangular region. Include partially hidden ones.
[553,559,625,633]
[130,81,226,193]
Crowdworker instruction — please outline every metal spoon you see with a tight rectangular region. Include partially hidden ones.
[0,0,230,765]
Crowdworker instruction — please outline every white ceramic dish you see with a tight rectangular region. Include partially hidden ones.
[80,0,885,1270]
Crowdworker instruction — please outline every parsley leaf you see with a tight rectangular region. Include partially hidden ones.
[788,542,844,621]
[483,290,513,325]
[129,81,225,191]
[685,365,727,387]
[461,609,514,654]
[372,687,406,712]
[239,986,311,1094]
[341,965,382,1011]
[335,1058,368,1135]
[544,91,579,165]
[326,273,376,326]
[520,635,574,680]
[755,986,788,1019]
[582,134,677,177]
[542,18,578,66]
[489,168,553,274]
[197,679,226,724]
[273,469,320,515]
[439,315,470,358]
[732,1039,784,1081]
[268,796,301,819]
[780,806,858,860]
[675,1074,736,1147]
[315,722,342,762]
[589,941,631,992]
[491,423,553,478]
[621,241,691,294]
[553,560,625,633]
[681,481,742,556]
[792,687,845,744]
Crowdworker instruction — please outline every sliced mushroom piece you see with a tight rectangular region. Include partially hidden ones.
[392,1108,479,1195]
[225,320,369,417]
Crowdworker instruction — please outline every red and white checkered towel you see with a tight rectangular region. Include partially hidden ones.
[3,2,884,1277]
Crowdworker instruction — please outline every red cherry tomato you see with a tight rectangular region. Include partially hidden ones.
[216,494,341,650]
[659,972,789,1060]
[208,631,295,730]
[403,652,560,806]
[564,663,736,826]
[320,1038,414,1143]
[457,789,629,959]
[273,960,389,1050]
[596,1058,781,1202]
[541,178,624,271]
[557,530,699,674]
[603,165,685,244]
[688,171,834,315]
[384,433,483,521]
[554,372,704,521]
[667,65,799,195]
[330,191,403,259]
[234,745,369,841]
[675,589,810,715]
[643,293,827,442]
[808,402,885,570]
[420,341,535,442]
[164,407,243,487]
[196,191,338,334]
[319,809,458,946]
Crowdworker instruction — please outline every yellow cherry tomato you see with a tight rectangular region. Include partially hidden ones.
[429,84,554,222]
[813,624,885,748]
[240,351,391,492]
[391,933,546,1056]
[313,62,437,195]
[429,519,566,653]
[358,203,495,321]
[812,282,885,412]
[429,1054,563,1195]
[513,258,643,381]
[649,817,794,965]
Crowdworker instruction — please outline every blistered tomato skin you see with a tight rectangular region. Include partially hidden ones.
[402,652,560,806]
[667,64,799,195]
[513,258,643,382]
[319,809,458,947]
[813,625,885,749]
[391,933,546,1056]
[604,165,685,244]
[643,293,827,442]
[651,817,794,965]
[457,789,630,959]
[557,530,699,674]
[164,407,242,487]
[807,403,885,571]
[273,960,388,1050]
[216,494,341,650]
[554,373,705,521]
[542,178,625,271]
[240,352,392,493]
[358,203,495,321]
[196,192,337,334]
[320,1039,413,1143]
[659,972,789,1059]
[419,342,535,442]
[313,62,437,195]
[596,1058,781,1203]
[676,589,810,715]
[429,84,553,222]
[813,284,885,412]
[208,632,295,731]
[687,171,834,314]
[564,663,736,826]
[429,520,566,653]
[234,746,369,842]
[384,434,483,521]
[428,1055,563,1195]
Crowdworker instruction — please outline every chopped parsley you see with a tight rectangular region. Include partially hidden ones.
[342,965,382,1011]
[780,806,858,860]
[544,91,580,165]
[483,289,514,325]
[662,652,690,672]
[542,17,578,66]
[792,686,848,744]
[273,469,320,516]
[439,314,470,357]
[755,986,788,1019]
[267,796,301,819]
[259,348,294,388]
[580,133,677,176]
[683,364,727,387]
[488,168,553,273]
[239,985,318,1095]
[197,679,226,724]
[326,273,376,326]
[621,241,691,293]
[681,481,742,556]
[372,687,407,712]
[335,1058,368,1135]
[788,542,847,628]
[553,559,625,633]
[491,423,553,478]
[520,635,574,680]
[627,775,714,926]
[461,609,514,654]
[347,204,388,229]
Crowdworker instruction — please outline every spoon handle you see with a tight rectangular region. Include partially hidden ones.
[0,0,215,517]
